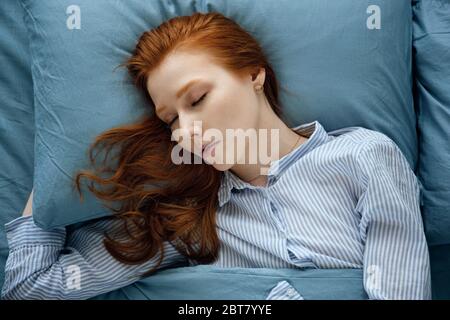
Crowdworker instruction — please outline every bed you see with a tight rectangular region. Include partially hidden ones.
[1,0,449,300]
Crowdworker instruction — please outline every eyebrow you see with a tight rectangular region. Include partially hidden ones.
[156,79,203,118]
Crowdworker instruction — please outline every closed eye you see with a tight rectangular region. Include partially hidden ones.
[167,93,208,129]
[192,93,207,107]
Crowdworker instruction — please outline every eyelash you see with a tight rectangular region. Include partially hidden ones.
[167,93,208,128]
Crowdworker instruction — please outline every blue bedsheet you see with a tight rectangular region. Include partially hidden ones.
[1,0,448,300]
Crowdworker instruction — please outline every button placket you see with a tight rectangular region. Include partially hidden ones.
[267,194,286,233]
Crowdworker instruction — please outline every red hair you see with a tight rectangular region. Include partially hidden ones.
[74,12,284,277]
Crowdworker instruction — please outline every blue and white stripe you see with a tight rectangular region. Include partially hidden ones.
[1,120,431,300]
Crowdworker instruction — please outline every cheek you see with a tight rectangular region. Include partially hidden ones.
[213,89,255,130]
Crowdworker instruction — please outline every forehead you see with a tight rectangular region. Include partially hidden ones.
[146,50,218,101]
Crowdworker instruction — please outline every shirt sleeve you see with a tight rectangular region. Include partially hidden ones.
[1,215,188,300]
[355,136,432,300]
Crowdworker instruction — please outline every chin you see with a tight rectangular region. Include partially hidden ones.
[211,163,234,171]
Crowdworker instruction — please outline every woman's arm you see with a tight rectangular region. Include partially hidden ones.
[22,189,33,217]
[1,195,188,299]
[355,137,431,300]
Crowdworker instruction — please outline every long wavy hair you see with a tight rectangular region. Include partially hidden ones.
[74,12,284,278]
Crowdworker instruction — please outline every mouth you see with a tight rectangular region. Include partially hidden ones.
[202,139,215,152]
[202,140,219,158]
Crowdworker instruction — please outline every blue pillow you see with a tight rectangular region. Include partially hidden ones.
[413,0,450,246]
[21,0,417,228]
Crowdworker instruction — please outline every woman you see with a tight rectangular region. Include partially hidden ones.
[1,12,431,300]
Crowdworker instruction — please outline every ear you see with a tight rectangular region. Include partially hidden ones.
[251,67,266,86]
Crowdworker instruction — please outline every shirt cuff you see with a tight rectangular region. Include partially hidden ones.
[4,215,66,250]
[266,280,304,300]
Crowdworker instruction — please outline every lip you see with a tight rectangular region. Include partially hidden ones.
[202,140,219,158]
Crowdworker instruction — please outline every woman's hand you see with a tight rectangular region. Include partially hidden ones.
[22,189,33,217]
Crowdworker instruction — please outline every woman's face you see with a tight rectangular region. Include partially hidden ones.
[146,49,266,171]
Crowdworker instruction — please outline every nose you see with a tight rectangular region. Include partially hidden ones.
[173,113,203,153]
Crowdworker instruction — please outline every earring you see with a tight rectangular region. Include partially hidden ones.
[254,84,263,92]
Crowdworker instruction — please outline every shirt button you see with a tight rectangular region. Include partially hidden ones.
[270,202,277,211]
[286,288,297,297]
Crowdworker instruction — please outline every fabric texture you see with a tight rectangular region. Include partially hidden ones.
[412,0,450,300]
[412,0,450,246]
[0,0,35,294]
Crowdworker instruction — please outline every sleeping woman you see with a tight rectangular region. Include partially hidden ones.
[1,12,431,300]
